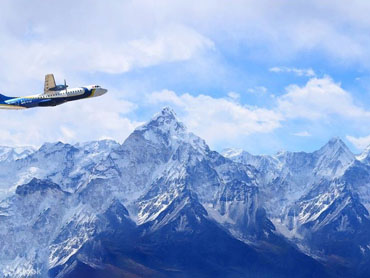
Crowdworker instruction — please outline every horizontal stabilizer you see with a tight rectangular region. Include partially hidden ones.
[0,93,13,102]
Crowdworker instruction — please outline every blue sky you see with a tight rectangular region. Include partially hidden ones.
[0,0,370,154]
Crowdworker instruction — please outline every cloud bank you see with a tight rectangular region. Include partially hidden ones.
[147,76,370,150]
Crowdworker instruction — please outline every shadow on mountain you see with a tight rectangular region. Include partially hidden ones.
[50,190,331,278]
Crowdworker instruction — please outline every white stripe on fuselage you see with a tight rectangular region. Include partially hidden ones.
[23,87,85,99]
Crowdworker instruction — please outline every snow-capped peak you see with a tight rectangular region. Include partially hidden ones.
[129,106,208,154]
[316,137,350,154]
[136,106,186,133]
[313,137,355,177]
[153,106,178,121]
[316,137,354,161]
[0,146,35,162]
[357,145,370,163]
[222,148,244,159]
[38,141,76,153]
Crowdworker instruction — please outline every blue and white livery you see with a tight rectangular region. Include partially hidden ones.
[0,74,107,109]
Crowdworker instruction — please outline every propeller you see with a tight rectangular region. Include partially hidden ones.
[64,79,69,89]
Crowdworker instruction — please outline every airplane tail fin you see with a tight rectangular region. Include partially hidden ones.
[0,93,13,103]
[44,74,56,93]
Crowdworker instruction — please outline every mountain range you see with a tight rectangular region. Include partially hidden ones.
[1,107,370,277]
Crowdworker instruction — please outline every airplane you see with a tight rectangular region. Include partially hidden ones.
[0,74,107,109]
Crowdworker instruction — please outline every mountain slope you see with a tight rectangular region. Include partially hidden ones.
[223,138,355,218]
[226,138,370,276]
[53,187,330,278]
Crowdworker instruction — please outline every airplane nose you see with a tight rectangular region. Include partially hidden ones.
[97,88,108,96]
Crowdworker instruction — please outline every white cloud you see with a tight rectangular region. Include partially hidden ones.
[87,25,214,74]
[147,89,282,145]
[145,75,370,147]
[277,76,370,121]
[0,25,213,87]
[2,0,370,84]
[293,131,311,137]
[247,86,267,94]
[346,134,370,150]
[227,91,240,100]
[1,1,370,88]
[269,67,316,77]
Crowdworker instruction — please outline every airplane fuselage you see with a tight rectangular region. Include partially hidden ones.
[0,85,107,109]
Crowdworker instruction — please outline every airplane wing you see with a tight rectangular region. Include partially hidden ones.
[44,74,56,94]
